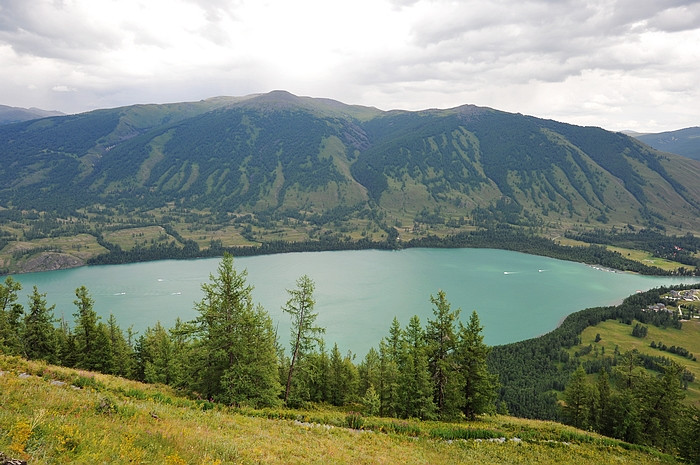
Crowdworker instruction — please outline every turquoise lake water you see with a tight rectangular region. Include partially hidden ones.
[9,248,699,355]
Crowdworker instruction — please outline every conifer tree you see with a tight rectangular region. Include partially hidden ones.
[193,253,281,407]
[379,317,402,417]
[306,340,330,403]
[23,286,57,362]
[397,315,435,419]
[595,369,614,436]
[73,285,102,371]
[0,276,24,355]
[283,274,324,405]
[456,310,497,419]
[562,364,591,429]
[139,322,174,384]
[358,346,381,398]
[106,313,133,377]
[426,290,462,420]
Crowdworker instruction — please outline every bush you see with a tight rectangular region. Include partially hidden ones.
[345,411,364,429]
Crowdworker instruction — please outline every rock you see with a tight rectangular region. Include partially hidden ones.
[21,252,84,273]
[50,380,66,387]
[18,373,31,379]
[0,451,28,465]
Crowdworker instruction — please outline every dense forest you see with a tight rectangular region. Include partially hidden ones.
[1,255,699,461]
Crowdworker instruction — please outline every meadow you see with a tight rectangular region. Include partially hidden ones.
[0,355,679,464]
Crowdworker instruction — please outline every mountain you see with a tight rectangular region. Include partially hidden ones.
[0,104,64,124]
[630,127,700,161]
[1,91,700,273]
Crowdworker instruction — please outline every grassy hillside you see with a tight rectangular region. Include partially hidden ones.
[0,355,678,464]
[574,318,700,406]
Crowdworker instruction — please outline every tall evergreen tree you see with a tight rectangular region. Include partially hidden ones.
[456,310,497,419]
[283,274,324,405]
[192,253,281,407]
[638,363,686,450]
[306,340,330,403]
[562,365,591,429]
[328,343,359,406]
[358,346,381,398]
[138,322,174,384]
[397,315,435,419]
[379,317,403,417]
[0,276,24,355]
[426,290,462,420]
[594,369,614,436]
[23,286,57,362]
[73,286,101,371]
[106,313,133,377]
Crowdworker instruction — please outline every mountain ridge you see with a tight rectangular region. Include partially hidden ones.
[630,126,700,161]
[1,91,699,273]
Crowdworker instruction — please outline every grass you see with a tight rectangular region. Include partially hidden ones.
[0,355,681,464]
[606,246,686,272]
[574,318,700,406]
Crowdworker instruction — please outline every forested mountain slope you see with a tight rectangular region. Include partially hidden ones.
[0,105,63,125]
[1,91,699,273]
[632,127,700,161]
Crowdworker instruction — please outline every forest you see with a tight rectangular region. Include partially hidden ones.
[1,254,699,461]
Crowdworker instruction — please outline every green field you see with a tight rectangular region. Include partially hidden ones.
[574,318,700,406]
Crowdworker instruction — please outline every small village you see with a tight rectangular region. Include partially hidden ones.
[642,289,700,319]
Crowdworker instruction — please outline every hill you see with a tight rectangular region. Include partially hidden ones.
[631,127,700,161]
[1,91,700,274]
[0,105,64,125]
[0,355,680,464]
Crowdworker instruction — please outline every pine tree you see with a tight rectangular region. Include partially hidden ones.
[106,313,133,377]
[192,253,281,407]
[426,290,462,420]
[23,286,57,362]
[397,315,435,419]
[358,346,381,399]
[638,363,686,450]
[73,286,101,371]
[328,344,358,406]
[378,338,400,417]
[595,369,614,436]
[140,322,174,384]
[562,365,591,429]
[283,274,324,405]
[456,310,497,419]
[0,276,24,355]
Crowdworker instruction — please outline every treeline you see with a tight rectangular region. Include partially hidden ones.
[0,254,498,423]
[487,285,689,420]
[562,354,699,460]
[566,228,700,270]
[651,341,697,361]
[404,227,690,275]
[84,225,696,276]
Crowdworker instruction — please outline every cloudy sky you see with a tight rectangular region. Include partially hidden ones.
[0,0,698,132]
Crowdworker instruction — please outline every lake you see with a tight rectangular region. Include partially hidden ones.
[9,248,700,356]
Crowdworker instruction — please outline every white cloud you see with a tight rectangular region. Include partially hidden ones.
[0,0,698,131]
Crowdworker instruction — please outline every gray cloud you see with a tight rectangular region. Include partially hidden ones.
[0,0,697,131]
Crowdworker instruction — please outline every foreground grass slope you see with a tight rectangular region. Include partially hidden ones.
[575,318,700,406]
[0,356,677,464]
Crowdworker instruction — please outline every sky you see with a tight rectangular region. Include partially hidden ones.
[0,0,699,133]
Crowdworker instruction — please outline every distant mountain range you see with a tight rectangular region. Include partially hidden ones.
[0,104,64,124]
[627,127,700,161]
[1,90,700,237]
